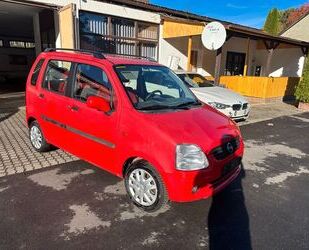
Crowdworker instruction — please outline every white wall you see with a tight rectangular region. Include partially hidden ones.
[160,33,305,77]
[159,35,257,76]
[158,24,190,70]
[159,33,215,75]
[192,36,215,76]
[281,14,309,42]
[255,48,305,77]
[31,0,160,24]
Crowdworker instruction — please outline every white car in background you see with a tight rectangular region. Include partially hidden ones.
[176,72,250,121]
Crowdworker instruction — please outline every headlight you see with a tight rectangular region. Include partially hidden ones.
[208,102,230,109]
[176,144,209,171]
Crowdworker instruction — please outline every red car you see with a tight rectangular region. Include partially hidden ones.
[26,49,244,211]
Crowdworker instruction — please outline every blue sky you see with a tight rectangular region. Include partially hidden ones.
[151,0,308,28]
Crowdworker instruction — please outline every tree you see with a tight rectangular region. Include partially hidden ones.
[286,3,309,27]
[263,8,281,35]
[295,57,309,103]
[280,8,295,31]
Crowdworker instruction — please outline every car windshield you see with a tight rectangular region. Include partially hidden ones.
[115,65,200,111]
[178,73,214,88]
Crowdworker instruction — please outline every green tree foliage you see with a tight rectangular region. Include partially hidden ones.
[295,57,309,103]
[263,8,280,35]
[263,2,309,34]
[280,8,295,30]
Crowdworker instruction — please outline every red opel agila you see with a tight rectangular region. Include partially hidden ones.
[26,49,244,211]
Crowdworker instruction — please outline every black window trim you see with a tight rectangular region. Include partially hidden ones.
[41,59,74,97]
[70,62,116,113]
[30,59,45,86]
[113,64,199,112]
[79,10,159,60]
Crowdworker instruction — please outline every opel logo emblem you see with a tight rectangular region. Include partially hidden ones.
[226,142,234,153]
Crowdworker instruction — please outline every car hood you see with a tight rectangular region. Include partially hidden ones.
[142,105,241,153]
[191,86,248,105]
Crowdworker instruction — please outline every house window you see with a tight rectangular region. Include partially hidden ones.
[79,11,159,60]
[25,42,35,48]
[225,52,246,76]
[9,41,25,48]
[9,41,35,49]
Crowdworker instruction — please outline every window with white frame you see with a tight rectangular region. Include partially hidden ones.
[79,11,159,60]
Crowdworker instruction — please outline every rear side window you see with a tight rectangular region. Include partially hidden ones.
[43,60,72,95]
[30,59,44,86]
[73,64,112,103]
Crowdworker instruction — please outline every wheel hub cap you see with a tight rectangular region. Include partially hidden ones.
[30,126,42,149]
[128,168,158,207]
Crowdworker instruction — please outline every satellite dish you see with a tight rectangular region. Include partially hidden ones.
[201,22,227,51]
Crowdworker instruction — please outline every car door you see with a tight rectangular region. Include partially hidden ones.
[64,62,120,172]
[37,59,75,151]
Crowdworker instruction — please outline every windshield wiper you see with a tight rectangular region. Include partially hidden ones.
[136,104,174,111]
[135,100,202,111]
[176,100,202,108]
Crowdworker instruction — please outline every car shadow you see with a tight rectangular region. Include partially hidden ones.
[207,163,252,250]
[0,94,25,123]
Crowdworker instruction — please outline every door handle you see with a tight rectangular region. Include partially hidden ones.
[38,93,44,99]
[68,105,79,112]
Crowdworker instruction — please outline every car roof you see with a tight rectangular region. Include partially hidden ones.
[105,55,159,66]
[174,71,201,75]
[41,51,160,66]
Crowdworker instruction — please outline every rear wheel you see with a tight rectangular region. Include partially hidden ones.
[29,121,52,152]
[124,160,168,212]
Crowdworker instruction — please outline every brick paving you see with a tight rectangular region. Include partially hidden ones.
[0,108,78,177]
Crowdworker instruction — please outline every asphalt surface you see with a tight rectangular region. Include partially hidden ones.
[0,112,309,249]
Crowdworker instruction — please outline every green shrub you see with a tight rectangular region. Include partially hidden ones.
[295,57,309,103]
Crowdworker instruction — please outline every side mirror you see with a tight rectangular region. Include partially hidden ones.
[86,96,111,113]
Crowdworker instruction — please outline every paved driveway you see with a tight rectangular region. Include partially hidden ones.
[0,112,308,249]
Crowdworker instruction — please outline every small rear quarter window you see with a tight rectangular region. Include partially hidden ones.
[31,59,44,86]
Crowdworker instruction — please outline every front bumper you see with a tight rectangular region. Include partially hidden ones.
[219,106,250,120]
[165,147,243,202]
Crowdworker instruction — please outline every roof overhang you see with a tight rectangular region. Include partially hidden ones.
[162,18,205,39]
[1,0,58,10]
[161,16,309,48]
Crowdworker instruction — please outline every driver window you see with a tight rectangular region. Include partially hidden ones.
[73,64,113,104]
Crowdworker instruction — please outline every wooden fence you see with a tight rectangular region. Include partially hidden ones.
[219,76,300,98]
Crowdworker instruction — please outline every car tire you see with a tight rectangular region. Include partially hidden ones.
[29,120,52,152]
[124,160,168,212]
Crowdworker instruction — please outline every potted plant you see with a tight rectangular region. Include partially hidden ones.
[295,57,309,111]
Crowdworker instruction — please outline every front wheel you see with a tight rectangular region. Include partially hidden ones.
[124,161,168,212]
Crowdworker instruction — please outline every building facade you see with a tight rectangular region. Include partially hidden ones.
[281,13,309,43]
[0,0,309,99]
